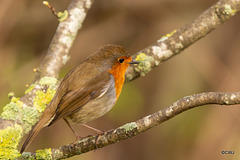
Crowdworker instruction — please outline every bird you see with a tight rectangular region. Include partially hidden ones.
[20,44,139,153]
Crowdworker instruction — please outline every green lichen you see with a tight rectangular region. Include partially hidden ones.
[31,76,58,113]
[164,30,176,38]
[34,89,56,113]
[8,92,15,99]
[158,30,176,42]
[0,76,58,159]
[1,102,21,121]
[135,53,154,76]
[51,149,63,159]
[19,152,35,160]
[11,97,24,108]
[25,83,36,94]
[224,4,236,16]
[39,76,57,87]
[57,10,68,22]
[23,76,57,129]
[1,99,39,134]
[119,122,138,132]
[22,107,39,134]
[36,148,52,160]
[0,124,22,159]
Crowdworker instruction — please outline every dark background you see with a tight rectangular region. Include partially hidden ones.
[0,0,240,159]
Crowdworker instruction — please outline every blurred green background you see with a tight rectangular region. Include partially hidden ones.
[1,0,240,159]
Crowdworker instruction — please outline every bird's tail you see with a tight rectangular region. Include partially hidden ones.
[20,114,52,153]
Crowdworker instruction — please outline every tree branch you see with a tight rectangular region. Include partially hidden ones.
[20,92,240,159]
[37,0,94,79]
[125,0,240,82]
[0,0,94,126]
[0,0,94,159]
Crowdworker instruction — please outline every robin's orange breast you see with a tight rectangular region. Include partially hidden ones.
[108,56,131,99]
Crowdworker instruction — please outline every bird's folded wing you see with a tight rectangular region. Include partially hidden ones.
[48,62,111,126]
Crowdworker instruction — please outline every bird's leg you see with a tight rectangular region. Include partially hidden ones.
[80,124,104,149]
[64,119,103,150]
[63,118,82,146]
[80,123,104,134]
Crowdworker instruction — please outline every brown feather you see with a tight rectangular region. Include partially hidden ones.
[48,62,110,126]
[20,112,53,153]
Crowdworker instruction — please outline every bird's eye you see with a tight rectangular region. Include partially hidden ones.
[118,58,124,63]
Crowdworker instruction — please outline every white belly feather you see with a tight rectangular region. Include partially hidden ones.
[66,76,116,124]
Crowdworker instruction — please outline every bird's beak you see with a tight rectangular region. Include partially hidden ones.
[129,59,140,64]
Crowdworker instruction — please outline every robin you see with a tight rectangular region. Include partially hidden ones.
[20,44,139,153]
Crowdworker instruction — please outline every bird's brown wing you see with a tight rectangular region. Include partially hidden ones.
[48,62,110,126]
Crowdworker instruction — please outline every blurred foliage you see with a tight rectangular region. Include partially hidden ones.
[1,0,240,160]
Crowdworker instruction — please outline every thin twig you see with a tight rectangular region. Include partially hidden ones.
[43,1,58,18]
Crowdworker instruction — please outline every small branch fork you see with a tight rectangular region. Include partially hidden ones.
[25,92,240,159]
